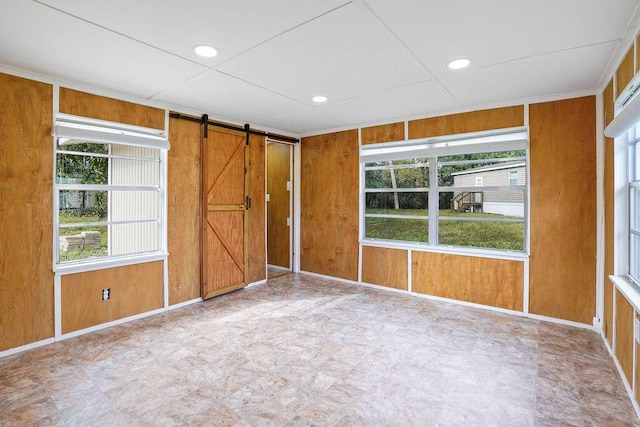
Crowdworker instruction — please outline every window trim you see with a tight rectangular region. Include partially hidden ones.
[360,127,529,256]
[53,114,170,273]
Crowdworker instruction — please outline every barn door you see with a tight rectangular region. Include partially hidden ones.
[202,126,249,299]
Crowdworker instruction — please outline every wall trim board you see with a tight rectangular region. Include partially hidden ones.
[301,271,595,330]
[595,90,605,329]
[525,313,596,331]
[299,271,360,287]
[55,253,168,275]
[62,295,203,342]
[360,242,528,262]
[299,90,597,139]
[169,297,203,309]
[607,334,640,421]
[60,307,166,341]
[247,279,268,288]
[0,339,56,360]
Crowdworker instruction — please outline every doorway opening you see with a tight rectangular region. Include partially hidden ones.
[266,140,294,279]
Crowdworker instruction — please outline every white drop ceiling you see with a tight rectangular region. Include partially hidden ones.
[1,0,639,136]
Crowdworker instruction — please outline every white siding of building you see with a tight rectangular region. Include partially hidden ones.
[452,165,525,217]
[109,145,160,256]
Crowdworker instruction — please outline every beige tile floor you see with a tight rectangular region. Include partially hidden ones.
[0,273,638,426]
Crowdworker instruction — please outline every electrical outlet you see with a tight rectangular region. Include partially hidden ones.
[102,288,110,301]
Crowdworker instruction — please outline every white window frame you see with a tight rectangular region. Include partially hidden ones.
[626,122,640,285]
[53,114,170,273]
[360,127,529,256]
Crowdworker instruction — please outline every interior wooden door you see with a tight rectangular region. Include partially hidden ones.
[202,126,248,299]
[267,142,292,269]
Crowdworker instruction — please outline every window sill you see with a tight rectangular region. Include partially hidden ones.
[360,239,528,261]
[54,252,168,275]
[610,275,640,311]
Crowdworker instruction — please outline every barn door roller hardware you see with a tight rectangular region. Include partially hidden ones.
[169,112,299,144]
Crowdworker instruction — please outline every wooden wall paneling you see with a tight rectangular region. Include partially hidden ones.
[59,88,165,130]
[361,122,405,145]
[615,290,635,387]
[604,79,615,343]
[0,73,54,351]
[412,251,472,302]
[616,46,635,99]
[61,261,164,334]
[247,133,267,283]
[604,79,615,127]
[301,130,359,281]
[529,96,596,325]
[361,246,408,291]
[412,251,524,311]
[408,106,524,139]
[167,116,201,305]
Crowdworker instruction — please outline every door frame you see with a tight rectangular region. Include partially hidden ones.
[266,138,299,275]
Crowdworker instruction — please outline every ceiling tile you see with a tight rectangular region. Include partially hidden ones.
[217,2,431,103]
[35,0,351,67]
[365,0,639,78]
[0,0,206,99]
[441,42,618,106]
[325,81,460,124]
[152,70,315,129]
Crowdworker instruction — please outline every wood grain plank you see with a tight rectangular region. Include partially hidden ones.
[616,46,635,99]
[61,261,164,334]
[59,88,165,129]
[167,116,201,305]
[361,122,405,145]
[408,106,524,139]
[301,130,359,281]
[411,251,524,311]
[529,96,596,324]
[604,79,615,127]
[615,290,634,387]
[361,246,408,291]
[0,73,54,351]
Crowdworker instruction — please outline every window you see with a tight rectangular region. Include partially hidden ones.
[54,115,169,266]
[361,129,528,252]
[509,170,518,186]
[629,122,640,284]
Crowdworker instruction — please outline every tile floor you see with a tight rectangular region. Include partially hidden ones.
[0,274,638,426]
[267,266,292,280]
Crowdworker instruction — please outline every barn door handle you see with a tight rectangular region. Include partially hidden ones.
[246,196,252,210]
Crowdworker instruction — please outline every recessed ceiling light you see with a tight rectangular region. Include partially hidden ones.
[312,96,328,103]
[447,58,471,70]
[194,44,218,58]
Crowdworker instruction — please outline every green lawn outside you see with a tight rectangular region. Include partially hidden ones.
[366,209,524,251]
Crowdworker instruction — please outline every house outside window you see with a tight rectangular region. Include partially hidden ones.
[509,170,518,186]
[54,115,169,266]
[361,129,528,252]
